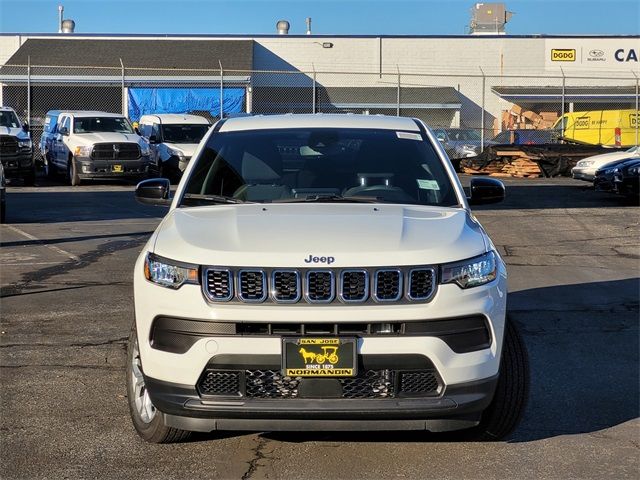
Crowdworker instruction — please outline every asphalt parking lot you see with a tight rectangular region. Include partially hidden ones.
[1,175,638,479]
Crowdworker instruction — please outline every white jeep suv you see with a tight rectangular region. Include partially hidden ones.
[129,114,528,443]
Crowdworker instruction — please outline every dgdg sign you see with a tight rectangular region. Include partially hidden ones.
[551,49,576,62]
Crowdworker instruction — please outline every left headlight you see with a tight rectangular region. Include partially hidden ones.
[18,139,32,150]
[168,147,185,159]
[577,160,594,167]
[140,144,151,156]
[628,166,640,176]
[144,253,199,289]
[440,251,497,289]
[74,146,92,157]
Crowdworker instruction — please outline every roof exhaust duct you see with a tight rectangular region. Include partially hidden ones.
[61,19,75,34]
[306,17,312,35]
[276,20,290,35]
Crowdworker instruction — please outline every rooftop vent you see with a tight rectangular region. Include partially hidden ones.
[469,2,513,35]
[276,20,290,35]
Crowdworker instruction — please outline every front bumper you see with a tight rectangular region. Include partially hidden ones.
[0,151,34,177]
[76,155,152,179]
[571,166,595,182]
[148,373,498,432]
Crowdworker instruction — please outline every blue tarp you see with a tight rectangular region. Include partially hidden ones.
[128,87,245,121]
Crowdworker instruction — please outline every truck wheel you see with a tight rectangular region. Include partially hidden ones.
[45,154,57,178]
[464,318,529,441]
[67,157,81,186]
[23,166,36,186]
[126,325,191,444]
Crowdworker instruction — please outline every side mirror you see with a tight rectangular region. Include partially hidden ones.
[134,127,141,136]
[468,177,505,205]
[135,178,171,206]
[22,122,29,133]
[148,135,158,144]
[59,127,69,136]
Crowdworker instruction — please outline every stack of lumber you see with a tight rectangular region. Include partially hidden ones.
[462,149,542,178]
[461,144,620,178]
[501,105,558,131]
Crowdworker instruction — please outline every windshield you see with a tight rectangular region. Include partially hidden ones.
[73,116,133,134]
[0,111,21,128]
[161,124,209,144]
[447,129,481,141]
[180,127,459,207]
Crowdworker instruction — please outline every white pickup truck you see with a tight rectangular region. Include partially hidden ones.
[48,111,151,186]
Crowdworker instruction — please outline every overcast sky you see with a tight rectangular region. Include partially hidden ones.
[1,0,639,36]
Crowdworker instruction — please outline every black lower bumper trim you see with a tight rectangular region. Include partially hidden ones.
[145,374,498,431]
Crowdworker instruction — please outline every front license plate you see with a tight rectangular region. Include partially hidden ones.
[112,164,123,173]
[282,338,357,377]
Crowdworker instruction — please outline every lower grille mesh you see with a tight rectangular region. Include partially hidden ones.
[198,369,441,398]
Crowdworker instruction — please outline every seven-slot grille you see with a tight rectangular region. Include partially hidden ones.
[0,136,18,155]
[203,267,436,304]
[91,143,141,160]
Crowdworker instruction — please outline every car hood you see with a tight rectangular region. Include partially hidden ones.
[152,204,487,267]
[73,132,144,146]
[163,142,199,157]
[584,149,640,167]
[0,126,29,140]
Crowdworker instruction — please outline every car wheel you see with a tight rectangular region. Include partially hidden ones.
[464,317,530,441]
[22,166,36,186]
[67,157,81,186]
[126,325,191,444]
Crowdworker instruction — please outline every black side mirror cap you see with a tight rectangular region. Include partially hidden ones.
[468,177,505,205]
[22,122,29,133]
[148,135,158,144]
[135,178,171,206]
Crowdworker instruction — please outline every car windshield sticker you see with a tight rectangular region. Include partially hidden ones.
[396,131,422,141]
[417,179,440,190]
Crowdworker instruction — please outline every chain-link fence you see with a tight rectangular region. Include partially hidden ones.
[1,62,638,160]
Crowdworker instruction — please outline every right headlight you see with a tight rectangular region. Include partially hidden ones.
[577,160,594,167]
[440,251,497,289]
[144,253,198,289]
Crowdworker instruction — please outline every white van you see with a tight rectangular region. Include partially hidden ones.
[138,114,210,182]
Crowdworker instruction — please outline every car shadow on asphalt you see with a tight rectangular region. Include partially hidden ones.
[254,278,639,444]
[469,183,639,210]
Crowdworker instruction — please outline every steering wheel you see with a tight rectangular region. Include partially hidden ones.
[342,184,415,203]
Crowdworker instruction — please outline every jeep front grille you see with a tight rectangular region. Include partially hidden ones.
[202,266,436,305]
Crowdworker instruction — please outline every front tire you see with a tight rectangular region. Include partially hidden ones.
[22,166,36,186]
[126,326,191,444]
[67,156,81,186]
[465,318,529,441]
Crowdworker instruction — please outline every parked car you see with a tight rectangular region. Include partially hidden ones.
[127,113,528,443]
[571,145,640,182]
[0,106,35,185]
[0,162,6,223]
[613,157,640,197]
[39,110,62,176]
[432,128,484,159]
[48,111,152,186]
[491,129,556,145]
[138,114,210,182]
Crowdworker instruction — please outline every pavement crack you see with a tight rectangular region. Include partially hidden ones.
[241,435,269,480]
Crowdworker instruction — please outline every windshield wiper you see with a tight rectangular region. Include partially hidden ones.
[182,193,251,204]
[274,194,382,204]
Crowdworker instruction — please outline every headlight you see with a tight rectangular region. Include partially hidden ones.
[628,166,640,175]
[441,251,497,289]
[18,139,32,150]
[73,146,92,157]
[140,144,150,156]
[168,148,185,159]
[577,160,594,167]
[144,253,198,289]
